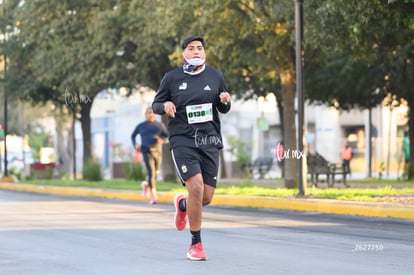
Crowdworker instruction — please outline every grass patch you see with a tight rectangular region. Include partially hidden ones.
[347,178,414,185]
[14,179,414,202]
[307,186,414,202]
[215,183,297,197]
[18,179,186,192]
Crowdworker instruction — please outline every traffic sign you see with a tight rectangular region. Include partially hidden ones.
[257,117,269,131]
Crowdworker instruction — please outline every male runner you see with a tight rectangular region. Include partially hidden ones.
[131,107,168,204]
[152,35,231,260]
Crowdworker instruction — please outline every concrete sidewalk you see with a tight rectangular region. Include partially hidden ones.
[1,182,413,220]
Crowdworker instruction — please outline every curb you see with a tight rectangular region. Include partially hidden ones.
[1,183,413,220]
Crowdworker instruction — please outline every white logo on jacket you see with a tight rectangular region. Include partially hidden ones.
[179,83,187,90]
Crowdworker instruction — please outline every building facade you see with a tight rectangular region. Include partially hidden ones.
[88,88,409,180]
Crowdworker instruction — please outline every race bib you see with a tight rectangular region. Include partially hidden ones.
[186,103,213,124]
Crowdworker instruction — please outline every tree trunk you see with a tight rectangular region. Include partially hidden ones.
[55,111,72,174]
[280,70,298,188]
[407,95,414,179]
[80,100,93,167]
[275,92,285,178]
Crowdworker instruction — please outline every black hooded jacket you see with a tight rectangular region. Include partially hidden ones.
[152,66,231,149]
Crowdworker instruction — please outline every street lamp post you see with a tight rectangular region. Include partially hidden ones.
[295,0,306,196]
[3,81,7,177]
[1,1,9,178]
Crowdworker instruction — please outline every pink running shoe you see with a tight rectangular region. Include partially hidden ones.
[174,193,187,231]
[141,181,149,198]
[186,242,207,261]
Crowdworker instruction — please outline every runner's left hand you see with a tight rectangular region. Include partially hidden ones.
[219,92,231,104]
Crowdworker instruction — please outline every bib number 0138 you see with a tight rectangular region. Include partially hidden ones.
[186,103,213,124]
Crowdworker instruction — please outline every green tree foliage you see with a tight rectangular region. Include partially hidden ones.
[123,0,177,89]
[11,1,140,165]
[160,0,300,187]
[305,0,414,178]
[1,0,413,181]
[304,51,387,110]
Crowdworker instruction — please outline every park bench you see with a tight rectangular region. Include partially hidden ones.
[249,157,274,179]
[307,153,349,187]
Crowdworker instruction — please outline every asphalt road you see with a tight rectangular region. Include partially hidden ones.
[1,190,413,275]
